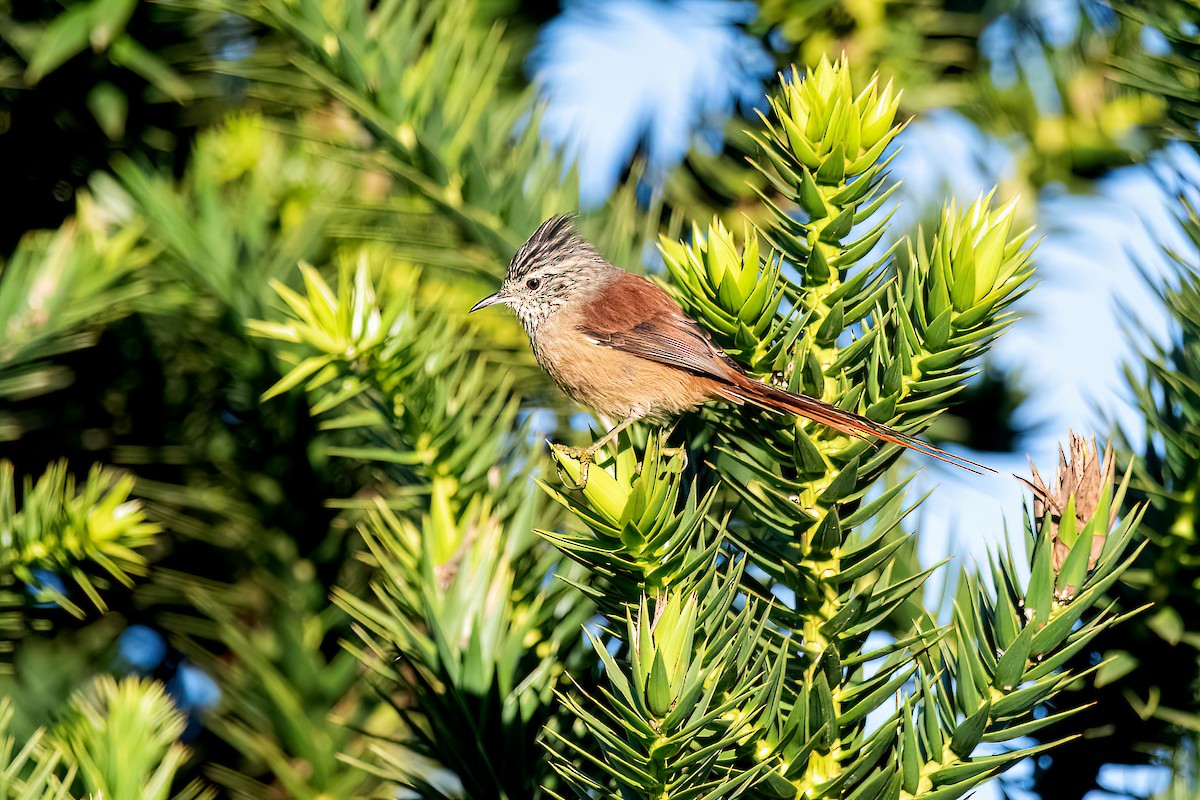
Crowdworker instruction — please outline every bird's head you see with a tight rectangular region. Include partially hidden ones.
[470,215,608,331]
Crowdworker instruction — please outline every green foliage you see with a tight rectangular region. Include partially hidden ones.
[0,0,217,254]
[1110,0,1200,146]
[0,697,77,800]
[0,676,208,800]
[176,0,662,269]
[0,0,193,96]
[669,0,1169,244]
[162,573,373,800]
[0,0,1182,795]
[541,433,722,614]
[249,243,598,797]
[128,0,664,790]
[752,0,985,110]
[1155,743,1200,800]
[250,56,1147,799]
[0,461,162,663]
[1,0,661,794]
[54,675,210,800]
[669,60,1033,582]
[661,221,788,371]
[0,201,153,415]
[547,573,785,799]
[103,112,342,326]
[973,13,1167,186]
[0,461,161,613]
[336,494,590,797]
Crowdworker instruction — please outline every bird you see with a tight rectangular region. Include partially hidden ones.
[471,215,989,487]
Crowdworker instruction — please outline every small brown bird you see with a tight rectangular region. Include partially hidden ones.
[471,216,987,485]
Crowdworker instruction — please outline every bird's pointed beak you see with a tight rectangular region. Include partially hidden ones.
[469,291,506,313]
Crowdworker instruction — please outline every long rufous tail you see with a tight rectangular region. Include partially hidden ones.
[715,376,992,474]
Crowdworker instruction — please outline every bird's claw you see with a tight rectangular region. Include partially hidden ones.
[554,445,593,491]
[665,445,689,468]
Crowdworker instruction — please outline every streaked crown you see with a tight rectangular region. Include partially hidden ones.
[506,214,600,281]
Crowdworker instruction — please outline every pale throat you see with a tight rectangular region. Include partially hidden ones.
[513,296,567,334]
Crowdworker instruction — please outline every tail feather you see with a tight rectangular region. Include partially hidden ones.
[716,378,992,475]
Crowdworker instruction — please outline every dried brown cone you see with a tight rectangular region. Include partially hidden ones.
[1020,433,1116,578]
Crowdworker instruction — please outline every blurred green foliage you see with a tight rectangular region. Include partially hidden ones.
[1111,0,1200,145]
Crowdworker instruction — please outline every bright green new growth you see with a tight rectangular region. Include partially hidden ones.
[0,677,205,800]
[53,676,209,800]
[0,462,162,630]
[248,56,1141,800]
[546,569,785,799]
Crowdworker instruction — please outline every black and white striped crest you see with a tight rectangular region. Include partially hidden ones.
[507,215,599,281]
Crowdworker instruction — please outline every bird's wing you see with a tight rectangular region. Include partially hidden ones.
[576,272,740,381]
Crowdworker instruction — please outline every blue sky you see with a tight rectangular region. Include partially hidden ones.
[530,1,1195,796]
[532,0,772,205]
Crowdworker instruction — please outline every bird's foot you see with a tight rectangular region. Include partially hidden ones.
[553,444,594,490]
[663,445,688,468]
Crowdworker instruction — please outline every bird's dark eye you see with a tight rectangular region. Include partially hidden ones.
[526,278,541,290]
